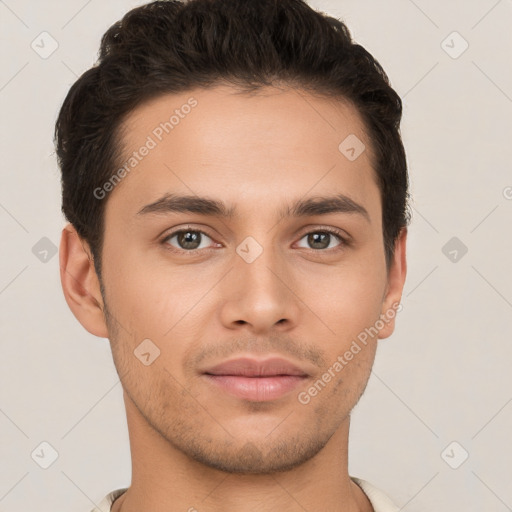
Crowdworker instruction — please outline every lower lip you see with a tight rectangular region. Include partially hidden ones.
[203,375,307,401]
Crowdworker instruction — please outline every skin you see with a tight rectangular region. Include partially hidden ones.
[60,84,407,512]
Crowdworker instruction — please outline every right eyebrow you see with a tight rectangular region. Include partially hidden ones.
[137,193,236,218]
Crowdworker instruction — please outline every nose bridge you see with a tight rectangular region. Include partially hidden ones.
[219,232,299,331]
[239,237,283,292]
[237,231,287,297]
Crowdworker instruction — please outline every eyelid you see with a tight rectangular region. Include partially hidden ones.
[295,225,351,242]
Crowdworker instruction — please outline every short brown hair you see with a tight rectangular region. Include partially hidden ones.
[55,0,411,279]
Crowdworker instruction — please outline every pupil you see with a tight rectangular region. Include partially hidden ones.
[180,231,200,249]
[309,233,329,249]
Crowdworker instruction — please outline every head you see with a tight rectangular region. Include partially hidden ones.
[57,0,409,474]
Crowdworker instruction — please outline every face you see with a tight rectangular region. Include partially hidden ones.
[94,84,405,473]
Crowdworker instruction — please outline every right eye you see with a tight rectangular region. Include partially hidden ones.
[161,227,218,252]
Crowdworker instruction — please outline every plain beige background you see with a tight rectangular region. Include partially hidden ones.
[1,0,511,510]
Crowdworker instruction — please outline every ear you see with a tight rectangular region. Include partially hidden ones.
[378,227,407,339]
[59,223,109,338]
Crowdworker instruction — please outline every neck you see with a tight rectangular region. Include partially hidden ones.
[112,391,373,512]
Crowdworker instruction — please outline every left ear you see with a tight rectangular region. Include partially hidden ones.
[378,227,407,339]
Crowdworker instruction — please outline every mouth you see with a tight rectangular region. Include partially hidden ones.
[201,357,309,402]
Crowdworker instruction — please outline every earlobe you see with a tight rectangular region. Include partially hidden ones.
[59,223,109,338]
[378,227,408,340]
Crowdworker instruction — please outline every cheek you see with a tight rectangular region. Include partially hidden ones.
[102,241,179,331]
[102,246,213,373]
[298,263,385,388]
[303,262,385,336]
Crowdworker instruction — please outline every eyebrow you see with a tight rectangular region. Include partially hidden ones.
[137,193,370,223]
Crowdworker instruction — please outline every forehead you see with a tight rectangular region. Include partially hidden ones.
[120,84,370,156]
[106,84,380,223]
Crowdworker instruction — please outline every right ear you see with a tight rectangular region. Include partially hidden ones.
[59,223,109,338]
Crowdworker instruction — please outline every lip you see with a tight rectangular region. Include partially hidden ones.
[203,357,309,377]
[202,357,310,402]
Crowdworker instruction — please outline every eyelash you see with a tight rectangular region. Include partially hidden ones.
[160,225,351,255]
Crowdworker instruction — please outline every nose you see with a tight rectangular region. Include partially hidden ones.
[218,242,301,334]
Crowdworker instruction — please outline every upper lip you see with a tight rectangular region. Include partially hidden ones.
[202,357,309,377]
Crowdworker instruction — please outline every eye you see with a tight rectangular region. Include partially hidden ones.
[162,227,216,252]
[296,228,347,251]
[160,226,350,254]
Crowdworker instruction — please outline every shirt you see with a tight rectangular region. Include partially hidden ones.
[89,477,399,512]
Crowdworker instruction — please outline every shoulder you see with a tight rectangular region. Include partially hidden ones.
[351,476,400,512]
[89,488,128,512]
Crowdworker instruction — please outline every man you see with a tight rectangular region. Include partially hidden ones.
[56,0,410,510]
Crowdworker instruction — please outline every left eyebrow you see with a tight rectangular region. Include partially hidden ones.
[284,194,370,224]
[136,193,371,224]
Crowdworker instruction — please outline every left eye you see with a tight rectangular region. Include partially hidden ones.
[296,230,344,250]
